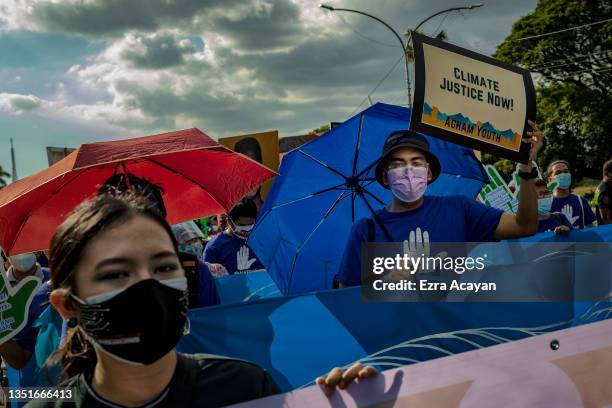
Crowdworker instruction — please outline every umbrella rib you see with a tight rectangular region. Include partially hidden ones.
[258,182,347,218]
[356,157,381,179]
[144,157,228,212]
[351,113,365,179]
[361,187,386,206]
[351,188,355,223]
[287,190,352,291]
[297,150,348,180]
[266,183,344,212]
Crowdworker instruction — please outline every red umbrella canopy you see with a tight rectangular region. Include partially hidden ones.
[0,128,276,255]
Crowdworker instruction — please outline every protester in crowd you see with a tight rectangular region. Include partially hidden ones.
[171,221,222,307]
[0,252,51,369]
[0,250,60,396]
[594,159,612,225]
[100,173,220,307]
[4,252,48,285]
[535,179,571,234]
[26,193,373,407]
[337,124,543,287]
[546,160,596,229]
[203,199,264,274]
[172,221,206,259]
[234,138,265,213]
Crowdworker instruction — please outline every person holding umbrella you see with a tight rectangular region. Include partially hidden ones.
[26,193,374,407]
[338,123,543,287]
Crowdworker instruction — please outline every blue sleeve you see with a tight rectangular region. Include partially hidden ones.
[195,260,220,307]
[13,282,52,351]
[203,237,220,264]
[461,196,504,242]
[337,218,368,287]
[581,196,596,225]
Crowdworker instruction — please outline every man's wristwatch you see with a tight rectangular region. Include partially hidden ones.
[518,166,538,180]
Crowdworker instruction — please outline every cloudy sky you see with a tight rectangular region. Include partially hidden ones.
[0,0,536,179]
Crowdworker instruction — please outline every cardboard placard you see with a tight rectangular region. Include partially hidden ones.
[410,32,536,164]
[219,131,280,200]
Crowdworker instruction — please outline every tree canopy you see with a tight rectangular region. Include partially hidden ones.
[494,0,611,179]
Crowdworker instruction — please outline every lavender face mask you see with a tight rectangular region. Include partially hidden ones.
[387,165,428,203]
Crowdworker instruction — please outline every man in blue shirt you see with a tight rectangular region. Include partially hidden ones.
[204,199,264,274]
[338,125,543,287]
[546,160,596,229]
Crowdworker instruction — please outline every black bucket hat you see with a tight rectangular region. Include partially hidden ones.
[374,130,441,188]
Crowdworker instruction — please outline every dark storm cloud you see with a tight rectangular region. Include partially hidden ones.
[29,0,232,36]
[211,0,304,51]
[120,33,197,69]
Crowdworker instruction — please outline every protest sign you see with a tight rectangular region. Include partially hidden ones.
[219,131,280,200]
[230,318,612,407]
[0,268,40,345]
[410,32,536,163]
[478,164,518,213]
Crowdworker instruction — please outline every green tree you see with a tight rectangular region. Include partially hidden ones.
[407,30,447,63]
[494,0,611,180]
[0,165,10,187]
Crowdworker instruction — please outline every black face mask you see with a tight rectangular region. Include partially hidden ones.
[73,278,189,365]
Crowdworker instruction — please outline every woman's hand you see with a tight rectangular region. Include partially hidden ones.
[316,363,378,397]
[554,225,570,235]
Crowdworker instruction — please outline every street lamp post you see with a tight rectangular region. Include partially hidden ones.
[319,4,483,108]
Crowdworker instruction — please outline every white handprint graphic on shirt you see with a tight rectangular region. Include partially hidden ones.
[236,245,257,271]
[561,204,579,226]
[402,228,448,274]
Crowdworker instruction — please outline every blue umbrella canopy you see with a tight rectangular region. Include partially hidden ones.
[249,103,487,295]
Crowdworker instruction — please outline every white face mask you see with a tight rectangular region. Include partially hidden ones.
[234,224,254,233]
[9,253,37,273]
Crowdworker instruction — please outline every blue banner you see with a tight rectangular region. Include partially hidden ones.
[178,287,610,392]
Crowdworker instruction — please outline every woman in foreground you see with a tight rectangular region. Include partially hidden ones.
[26,193,374,407]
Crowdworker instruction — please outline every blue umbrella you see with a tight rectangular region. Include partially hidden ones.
[249,103,487,295]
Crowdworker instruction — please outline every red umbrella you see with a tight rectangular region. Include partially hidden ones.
[0,128,276,255]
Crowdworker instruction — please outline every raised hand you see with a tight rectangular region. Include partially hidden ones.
[0,271,40,345]
[236,245,257,271]
[525,120,544,162]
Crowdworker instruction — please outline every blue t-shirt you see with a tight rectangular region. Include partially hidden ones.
[195,260,221,307]
[203,232,264,274]
[337,195,504,286]
[551,194,596,229]
[537,212,572,233]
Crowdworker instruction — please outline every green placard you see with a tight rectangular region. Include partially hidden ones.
[0,270,41,345]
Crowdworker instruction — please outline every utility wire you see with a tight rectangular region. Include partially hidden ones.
[529,56,612,72]
[528,51,611,69]
[510,17,612,42]
[335,13,399,48]
[347,53,405,119]
[557,66,612,78]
